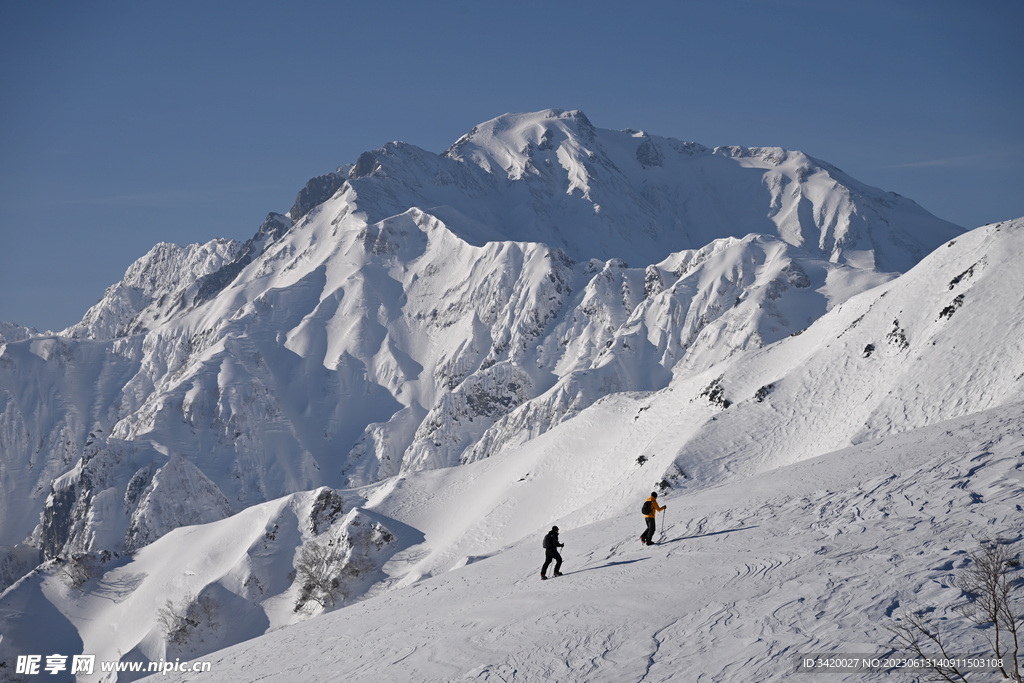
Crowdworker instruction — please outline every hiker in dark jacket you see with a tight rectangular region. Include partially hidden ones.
[640,492,666,545]
[541,526,564,579]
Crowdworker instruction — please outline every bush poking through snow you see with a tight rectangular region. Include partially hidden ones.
[659,463,687,489]
[889,539,1022,682]
[158,592,218,646]
[294,535,347,611]
[308,488,345,535]
[293,514,398,614]
[698,375,731,409]
[57,552,102,592]
[886,319,909,351]
[754,384,774,403]
[939,294,965,320]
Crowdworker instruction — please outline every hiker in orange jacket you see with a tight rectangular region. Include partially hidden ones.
[640,492,666,545]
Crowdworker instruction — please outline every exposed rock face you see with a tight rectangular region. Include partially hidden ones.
[289,170,350,221]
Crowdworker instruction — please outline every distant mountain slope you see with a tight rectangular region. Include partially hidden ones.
[662,217,1024,485]
[0,110,963,574]
[54,109,962,346]
[61,239,246,341]
[0,322,39,344]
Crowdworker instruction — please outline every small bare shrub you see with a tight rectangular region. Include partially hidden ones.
[889,539,1022,682]
[57,553,100,591]
[294,535,349,611]
[158,592,218,645]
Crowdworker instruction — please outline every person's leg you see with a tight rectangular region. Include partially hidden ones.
[553,550,563,575]
[645,517,656,544]
[542,549,555,576]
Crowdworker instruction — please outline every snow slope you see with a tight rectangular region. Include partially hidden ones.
[133,401,1023,683]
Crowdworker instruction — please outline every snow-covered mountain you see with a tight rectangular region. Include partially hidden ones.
[3,109,1003,682]
[4,217,1022,682]
[0,322,39,345]
[62,239,249,341]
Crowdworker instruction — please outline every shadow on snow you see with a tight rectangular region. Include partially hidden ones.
[666,525,758,543]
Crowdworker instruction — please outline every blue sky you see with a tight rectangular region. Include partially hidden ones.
[2,0,1022,332]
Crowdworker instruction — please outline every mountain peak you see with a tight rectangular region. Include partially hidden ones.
[443,109,595,169]
[415,109,960,271]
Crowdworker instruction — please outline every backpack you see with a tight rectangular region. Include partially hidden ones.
[641,499,652,515]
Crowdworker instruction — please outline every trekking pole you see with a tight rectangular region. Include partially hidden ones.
[660,509,666,542]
